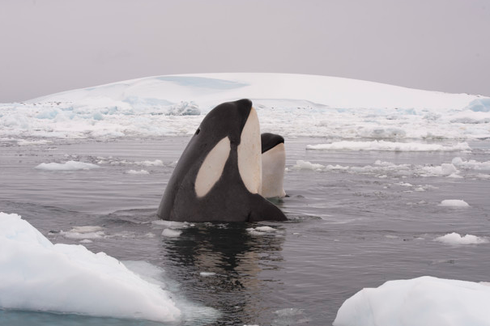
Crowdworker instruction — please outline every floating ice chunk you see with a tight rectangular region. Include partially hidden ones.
[452,157,464,165]
[70,226,104,233]
[35,161,100,171]
[420,163,459,176]
[435,232,488,245]
[306,141,471,152]
[333,276,490,326]
[134,159,164,166]
[162,229,182,238]
[152,220,191,229]
[292,160,325,171]
[452,157,490,171]
[247,226,280,236]
[17,139,52,146]
[255,226,277,233]
[126,169,150,175]
[439,199,470,207]
[61,226,105,239]
[274,308,310,325]
[440,163,458,175]
[0,212,181,322]
[395,182,412,187]
[476,173,490,180]
[447,173,464,179]
[414,185,438,192]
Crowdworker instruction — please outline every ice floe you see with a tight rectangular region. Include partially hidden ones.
[334,276,490,326]
[0,212,181,322]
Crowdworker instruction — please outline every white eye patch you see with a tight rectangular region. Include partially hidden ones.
[237,107,262,194]
[195,136,231,198]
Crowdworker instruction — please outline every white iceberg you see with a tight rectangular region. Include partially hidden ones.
[334,276,490,326]
[0,212,181,322]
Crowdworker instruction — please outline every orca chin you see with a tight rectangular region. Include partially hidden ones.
[157,99,287,222]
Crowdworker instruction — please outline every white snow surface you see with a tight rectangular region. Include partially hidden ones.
[333,276,490,326]
[1,73,489,140]
[0,212,181,322]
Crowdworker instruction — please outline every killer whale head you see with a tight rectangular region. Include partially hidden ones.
[260,133,287,199]
[157,99,287,222]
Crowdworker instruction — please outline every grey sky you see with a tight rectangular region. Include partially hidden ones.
[1,0,489,102]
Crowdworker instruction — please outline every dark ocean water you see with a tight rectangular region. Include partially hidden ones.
[1,137,489,326]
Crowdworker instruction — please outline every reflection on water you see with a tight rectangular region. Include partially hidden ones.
[162,223,285,325]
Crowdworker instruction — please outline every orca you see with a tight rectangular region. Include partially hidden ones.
[260,133,286,198]
[157,99,287,222]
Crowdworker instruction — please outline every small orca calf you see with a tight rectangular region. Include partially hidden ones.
[260,133,286,198]
[157,99,287,222]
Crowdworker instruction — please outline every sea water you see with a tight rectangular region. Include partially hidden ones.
[1,137,490,325]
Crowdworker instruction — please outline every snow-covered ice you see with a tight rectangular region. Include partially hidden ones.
[35,161,100,171]
[247,226,282,236]
[435,232,488,245]
[60,226,105,240]
[1,73,489,140]
[292,160,327,171]
[152,220,192,229]
[162,228,182,238]
[439,199,470,207]
[452,157,490,171]
[0,212,181,322]
[125,169,150,175]
[333,276,490,326]
[134,159,164,166]
[289,158,473,179]
[306,141,471,152]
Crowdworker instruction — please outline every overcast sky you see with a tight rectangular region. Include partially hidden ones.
[1,0,489,102]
